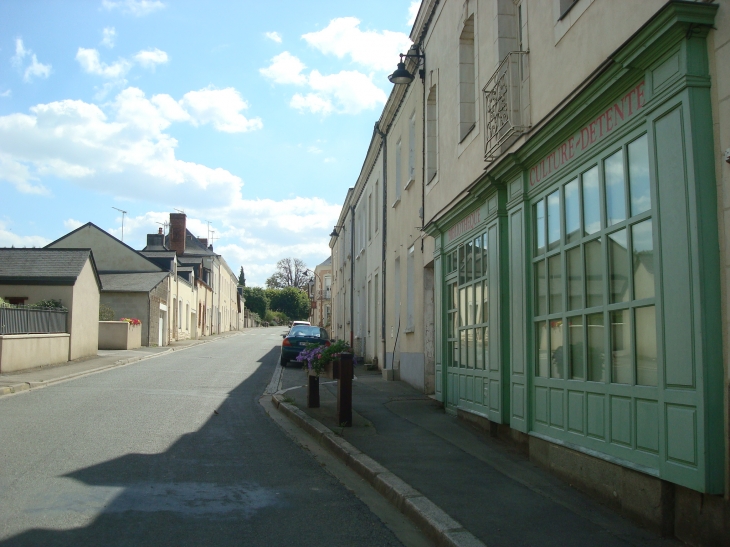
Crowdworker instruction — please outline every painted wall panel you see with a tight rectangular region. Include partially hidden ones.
[568,391,585,434]
[636,399,659,454]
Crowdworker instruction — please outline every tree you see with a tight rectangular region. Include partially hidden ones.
[238,266,246,287]
[265,258,311,290]
[243,286,268,318]
[266,287,310,320]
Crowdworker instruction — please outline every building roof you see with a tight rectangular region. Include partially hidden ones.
[316,256,332,268]
[99,271,169,293]
[0,248,100,287]
[139,251,177,259]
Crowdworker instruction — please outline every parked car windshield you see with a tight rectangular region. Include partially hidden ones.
[289,326,323,337]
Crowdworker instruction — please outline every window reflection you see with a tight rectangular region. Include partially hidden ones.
[537,321,548,377]
[611,309,631,384]
[609,229,629,303]
[565,179,580,243]
[548,254,563,313]
[465,241,473,283]
[585,238,603,308]
[635,306,657,386]
[587,313,605,382]
[629,135,651,216]
[582,167,600,235]
[605,150,626,226]
[551,319,564,378]
[632,219,654,300]
[535,200,546,255]
[548,190,561,251]
[475,327,484,369]
[536,260,547,315]
[569,316,584,379]
[567,246,582,310]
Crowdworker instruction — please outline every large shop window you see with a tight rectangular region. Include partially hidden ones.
[445,232,489,372]
[532,134,657,445]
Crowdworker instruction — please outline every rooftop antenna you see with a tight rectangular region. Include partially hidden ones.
[206,220,212,243]
[210,230,219,248]
[155,221,169,237]
[174,208,185,214]
[112,207,128,242]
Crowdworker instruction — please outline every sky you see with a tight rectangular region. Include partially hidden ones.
[0,0,420,286]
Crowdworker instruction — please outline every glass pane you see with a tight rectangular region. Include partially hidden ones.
[447,341,454,366]
[465,241,473,283]
[482,233,488,278]
[458,245,465,285]
[628,134,651,216]
[447,283,454,309]
[535,260,547,316]
[605,149,626,226]
[567,246,583,310]
[569,316,584,380]
[632,219,655,300]
[587,313,605,382]
[635,306,657,386]
[611,309,631,384]
[467,284,475,325]
[474,283,483,325]
[484,325,490,369]
[467,329,475,369]
[548,254,563,313]
[551,319,564,378]
[459,330,466,367]
[582,166,600,235]
[537,321,548,377]
[452,284,458,311]
[459,288,466,326]
[482,279,489,324]
[585,238,603,308]
[475,327,484,369]
[535,200,546,255]
[474,236,483,278]
[452,313,458,340]
[547,190,561,251]
[565,179,580,243]
[453,338,460,367]
[447,312,455,338]
[608,229,629,303]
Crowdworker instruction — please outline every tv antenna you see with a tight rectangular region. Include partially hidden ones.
[112,207,128,242]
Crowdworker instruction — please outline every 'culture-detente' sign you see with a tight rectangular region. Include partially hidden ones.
[529,81,645,187]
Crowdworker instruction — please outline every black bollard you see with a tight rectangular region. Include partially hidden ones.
[337,352,353,426]
[307,373,320,408]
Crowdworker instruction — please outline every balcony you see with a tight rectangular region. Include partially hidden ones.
[483,51,530,162]
[316,288,332,300]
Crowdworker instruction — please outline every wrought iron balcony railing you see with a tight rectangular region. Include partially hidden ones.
[483,51,530,162]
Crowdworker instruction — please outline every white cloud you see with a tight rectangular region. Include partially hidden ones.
[76,48,131,79]
[64,218,83,231]
[307,146,322,154]
[302,17,411,72]
[134,48,168,69]
[259,52,306,85]
[101,0,165,17]
[0,220,50,248]
[180,87,263,133]
[101,27,116,48]
[0,86,264,205]
[262,52,386,115]
[11,39,51,82]
[265,31,282,43]
[408,1,420,26]
[0,90,11,98]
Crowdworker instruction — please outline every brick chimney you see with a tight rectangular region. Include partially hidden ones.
[169,213,186,255]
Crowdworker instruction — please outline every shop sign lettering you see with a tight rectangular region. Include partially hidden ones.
[447,209,481,244]
[529,81,645,187]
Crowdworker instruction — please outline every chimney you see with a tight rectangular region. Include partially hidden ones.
[197,237,208,247]
[158,227,163,235]
[169,213,186,255]
[146,232,165,248]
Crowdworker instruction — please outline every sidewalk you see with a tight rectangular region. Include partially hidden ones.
[0,331,241,397]
[273,365,682,547]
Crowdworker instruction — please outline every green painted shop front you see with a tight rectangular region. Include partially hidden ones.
[429,2,723,494]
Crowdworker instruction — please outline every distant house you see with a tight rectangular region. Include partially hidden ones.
[46,223,170,347]
[0,248,101,364]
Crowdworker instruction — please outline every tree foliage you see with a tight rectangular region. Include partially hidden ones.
[266,287,310,320]
[242,286,268,318]
[238,266,246,287]
[265,258,311,290]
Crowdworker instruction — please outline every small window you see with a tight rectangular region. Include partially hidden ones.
[459,15,476,141]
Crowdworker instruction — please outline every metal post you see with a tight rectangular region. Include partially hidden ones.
[307,374,320,408]
[337,352,353,426]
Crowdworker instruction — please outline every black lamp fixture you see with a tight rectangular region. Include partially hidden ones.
[388,44,425,85]
[329,225,344,238]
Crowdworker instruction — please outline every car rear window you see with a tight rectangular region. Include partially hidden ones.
[290,326,322,337]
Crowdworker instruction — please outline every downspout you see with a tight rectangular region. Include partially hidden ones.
[349,205,355,349]
[376,122,387,369]
[421,42,426,253]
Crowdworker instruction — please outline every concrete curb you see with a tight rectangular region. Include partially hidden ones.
[0,332,240,399]
[272,393,486,547]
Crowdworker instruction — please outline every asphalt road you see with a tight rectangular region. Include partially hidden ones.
[0,329,404,546]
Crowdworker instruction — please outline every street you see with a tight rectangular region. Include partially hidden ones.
[0,330,407,546]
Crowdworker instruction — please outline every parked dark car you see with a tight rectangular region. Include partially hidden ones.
[280,325,330,366]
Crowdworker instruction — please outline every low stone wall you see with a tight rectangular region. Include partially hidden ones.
[99,321,142,350]
[0,333,70,373]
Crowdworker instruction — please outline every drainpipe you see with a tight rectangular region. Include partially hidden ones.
[421,42,426,254]
[376,122,387,369]
[350,205,355,349]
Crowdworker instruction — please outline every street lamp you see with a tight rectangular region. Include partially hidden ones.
[329,225,344,238]
[388,45,425,85]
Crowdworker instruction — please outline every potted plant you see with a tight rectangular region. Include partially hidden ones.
[296,339,354,379]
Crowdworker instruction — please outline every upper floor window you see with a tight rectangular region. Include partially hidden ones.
[395,139,403,201]
[426,85,438,182]
[408,112,416,184]
[459,15,476,142]
[559,0,578,19]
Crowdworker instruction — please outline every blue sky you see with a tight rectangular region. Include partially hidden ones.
[0,0,419,285]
